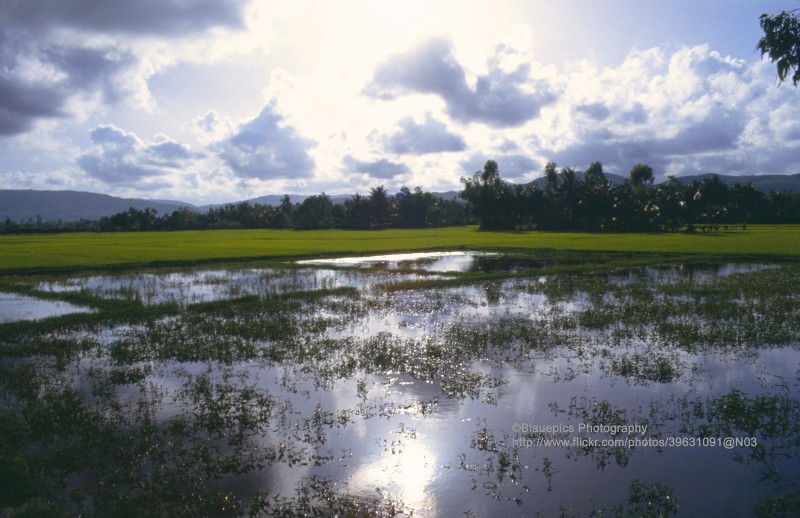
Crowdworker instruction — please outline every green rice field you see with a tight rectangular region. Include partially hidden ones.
[1,225,799,273]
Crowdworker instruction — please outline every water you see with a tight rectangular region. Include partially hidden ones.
[0,292,94,323]
[2,254,798,516]
[296,250,556,273]
[34,265,441,306]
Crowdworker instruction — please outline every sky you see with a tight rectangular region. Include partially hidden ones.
[1,0,799,205]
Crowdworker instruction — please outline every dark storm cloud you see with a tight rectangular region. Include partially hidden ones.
[78,125,196,184]
[364,38,556,128]
[382,114,466,155]
[342,155,410,179]
[0,0,248,36]
[216,103,316,180]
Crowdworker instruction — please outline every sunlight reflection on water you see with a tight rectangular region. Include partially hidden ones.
[0,292,94,322]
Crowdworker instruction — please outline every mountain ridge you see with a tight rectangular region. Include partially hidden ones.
[3,172,799,222]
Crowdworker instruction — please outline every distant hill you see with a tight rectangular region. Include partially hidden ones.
[671,173,800,193]
[0,190,195,223]
[529,172,627,188]
[527,172,800,193]
[230,191,463,208]
[3,174,798,223]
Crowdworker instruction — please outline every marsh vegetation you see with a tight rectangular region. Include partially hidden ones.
[0,251,798,516]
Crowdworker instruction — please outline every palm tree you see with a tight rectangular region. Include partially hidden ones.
[556,166,581,229]
[580,161,611,231]
[369,185,392,226]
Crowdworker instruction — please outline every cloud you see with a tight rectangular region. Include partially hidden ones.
[364,38,556,128]
[534,45,791,178]
[78,125,197,184]
[0,37,138,136]
[461,153,539,181]
[342,155,410,179]
[148,136,195,166]
[381,114,466,155]
[574,102,610,121]
[41,46,136,104]
[215,101,316,180]
[0,0,251,137]
[193,111,222,134]
[0,0,248,36]
[0,33,66,135]
[0,79,67,136]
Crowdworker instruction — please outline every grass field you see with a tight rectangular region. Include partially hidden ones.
[1,225,799,273]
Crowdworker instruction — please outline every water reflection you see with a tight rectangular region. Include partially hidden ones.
[3,256,798,517]
[34,267,438,305]
[297,251,491,271]
[349,439,437,510]
[0,292,94,323]
[297,250,562,274]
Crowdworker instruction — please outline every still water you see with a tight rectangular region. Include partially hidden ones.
[1,253,797,516]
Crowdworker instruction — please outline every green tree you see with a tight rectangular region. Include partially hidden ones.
[579,161,612,231]
[460,160,515,230]
[536,161,560,230]
[629,163,654,186]
[543,161,559,194]
[653,176,687,231]
[368,185,392,227]
[727,182,765,224]
[343,193,372,229]
[396,187,437,227]
[294,193,334,229]
[758,9,800,85]
[555,166,581,229]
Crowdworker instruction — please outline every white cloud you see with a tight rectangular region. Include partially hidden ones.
[214,101,316,180]
[364,37,557,128]
[78,124,200,185]
[528,44,800,178]
[3,2,800,204]
[342,155,410,180]
[380,114,466,155]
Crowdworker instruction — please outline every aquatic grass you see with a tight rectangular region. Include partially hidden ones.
[606,351,682,384]
[1,253,799,516]
[249,475,411,517]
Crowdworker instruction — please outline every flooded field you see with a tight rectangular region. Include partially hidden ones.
[0,252,798,516]
[0,292,94,323]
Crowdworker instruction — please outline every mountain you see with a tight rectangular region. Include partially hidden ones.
[0,190,195,223]
[527,172,800,192]
[670,173,800,193]
[225,191,463,208]
[529,172,627,188]
[3,173,799,223]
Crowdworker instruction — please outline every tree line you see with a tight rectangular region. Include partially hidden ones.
[4,160,800,234]
[2,186,470,233]
[461,160,800,232]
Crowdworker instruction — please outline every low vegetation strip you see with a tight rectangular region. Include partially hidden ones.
[0,225,799,273]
